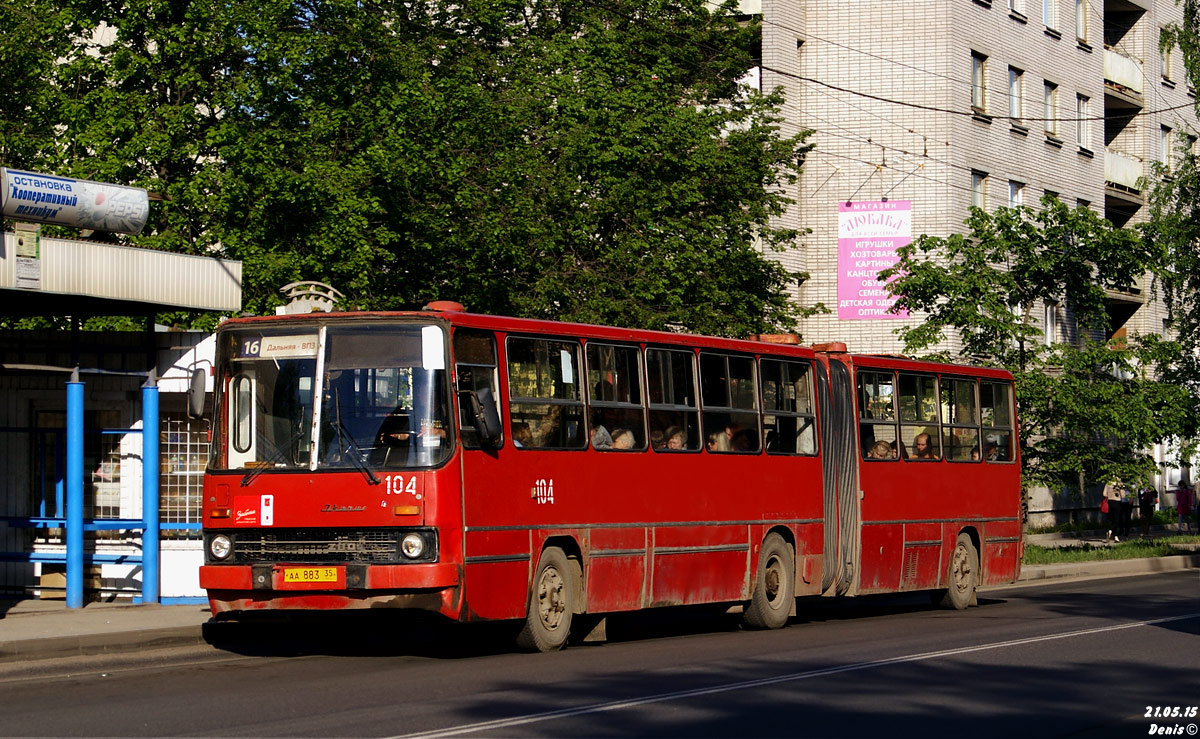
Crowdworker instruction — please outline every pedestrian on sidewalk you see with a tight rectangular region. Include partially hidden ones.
[1138,483,1157,537]
[1104,479,1124,542]
[1176,481,1194,535]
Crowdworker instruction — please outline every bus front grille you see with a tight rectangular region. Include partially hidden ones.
[230,529,401,563]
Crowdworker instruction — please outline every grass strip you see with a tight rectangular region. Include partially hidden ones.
[1023,537,1200,565]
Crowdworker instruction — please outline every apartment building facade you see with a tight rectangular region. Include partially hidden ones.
[754,0,1198,515]
[758,0,1196,351]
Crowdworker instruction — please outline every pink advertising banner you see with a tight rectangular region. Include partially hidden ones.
[837,200,911,320]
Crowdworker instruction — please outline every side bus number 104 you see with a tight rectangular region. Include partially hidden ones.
[532,478,554,505]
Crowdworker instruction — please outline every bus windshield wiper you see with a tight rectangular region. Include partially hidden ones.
[331,391,381,486]
[240,436,291,487]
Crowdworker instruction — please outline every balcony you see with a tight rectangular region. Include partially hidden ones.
[1104,149,1144,221]
[707,0,760,13]
[1105,148,1143,191]
[1104,48,1144,106]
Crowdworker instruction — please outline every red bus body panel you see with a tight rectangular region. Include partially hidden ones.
[841,354,1023,594]
[200,310,1022,626]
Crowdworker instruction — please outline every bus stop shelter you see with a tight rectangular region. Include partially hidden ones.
[0,230,241,607]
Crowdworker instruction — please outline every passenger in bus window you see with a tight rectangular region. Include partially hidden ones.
[512,422,532,448]
[763,428,778,452]
[591,424,613,449]
[650,429,665,449]
[611,429,635,450]
[912,433,936,460]
[707,431,731,452]
[984,442,999,460]
[867,440,894,460]
[992,433,1011,460]
[665,426,686,450]
[731,428,757,452]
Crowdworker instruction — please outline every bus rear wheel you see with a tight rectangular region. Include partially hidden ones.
[939,533,978,610]
[743,533,795,630]
[516,547,576,652]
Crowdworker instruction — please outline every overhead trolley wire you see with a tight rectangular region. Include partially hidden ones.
[764,64,1199,122]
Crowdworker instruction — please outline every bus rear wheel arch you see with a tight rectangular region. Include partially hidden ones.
[743,532,795,630]
[516,546,580,652]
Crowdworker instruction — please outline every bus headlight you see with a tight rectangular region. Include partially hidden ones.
[210,534,232,560]
[401,533,425,559]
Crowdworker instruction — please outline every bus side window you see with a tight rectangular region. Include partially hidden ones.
[761,358,817,455]
[506,336,586,450]
[647,348,700,451]
[586,343,646,451]
[700,352,760,453]
[898,373,941,460]
[941,378,980,462]
[858,371,897,460]
[981,381,1015,462]
[453,329,501,449]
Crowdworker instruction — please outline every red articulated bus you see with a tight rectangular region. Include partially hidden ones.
[196,303,1022,651]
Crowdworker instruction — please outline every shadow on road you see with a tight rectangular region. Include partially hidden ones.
[200,590,1017,660]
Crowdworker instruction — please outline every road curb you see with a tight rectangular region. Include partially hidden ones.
[0,624,208,664]
[1018,553,1200,582]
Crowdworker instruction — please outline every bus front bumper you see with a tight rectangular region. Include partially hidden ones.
[200,562,463,617]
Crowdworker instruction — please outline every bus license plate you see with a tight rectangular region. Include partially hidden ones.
[282,567,338,583]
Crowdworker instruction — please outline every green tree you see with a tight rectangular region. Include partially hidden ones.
[1144,140,1200,445]
[1148,1,1200,443]
[882,197,1188,494]
[1,0,814,337]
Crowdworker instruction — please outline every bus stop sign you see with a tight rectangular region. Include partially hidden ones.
[2,167,149,235]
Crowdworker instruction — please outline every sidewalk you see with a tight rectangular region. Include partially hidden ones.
[1,539,1197,666]
[0,599,211,663]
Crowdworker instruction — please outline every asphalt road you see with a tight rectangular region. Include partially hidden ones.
[2,572,1197,738]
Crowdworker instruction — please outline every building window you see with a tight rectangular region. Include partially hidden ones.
[1044,0,1057,30]
[1161,30,1172,81]
[1077,198,1091,212]
[1044,82,1058,136]
[972,52,988,112]
[1044,301,1059,346]
[1161,125,1173,170]
[1009,180,1025,207]
[1009,67,1024,120]
[972,171,989,209]
[1075,0,1086,40]
[1076,94,1090,148]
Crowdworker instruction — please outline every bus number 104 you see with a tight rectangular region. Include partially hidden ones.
[385,475,418,496]
[533,479,554,505]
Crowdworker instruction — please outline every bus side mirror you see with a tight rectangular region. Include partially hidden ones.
[462,387,503,447]
[187,368,207,419]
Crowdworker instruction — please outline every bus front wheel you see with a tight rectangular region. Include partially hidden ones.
[516,547,576,652]
[743,533,795,630]
[939,533,978,610]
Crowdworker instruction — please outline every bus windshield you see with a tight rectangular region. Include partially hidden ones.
[215,322,452,472]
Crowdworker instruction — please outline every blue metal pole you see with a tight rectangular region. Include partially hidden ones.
[142,382,160,604]
[66,375,84,609]
[54,430,64,517]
